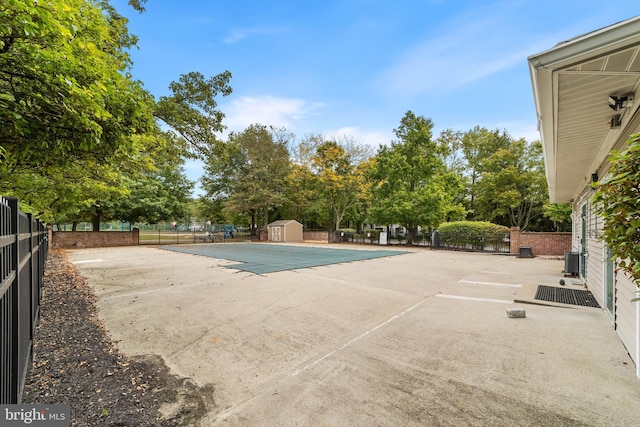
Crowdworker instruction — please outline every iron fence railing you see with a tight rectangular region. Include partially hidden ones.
[0,197,48,404]
[332,230,510,253]
[431,230,510,253]
[138,229,253,245]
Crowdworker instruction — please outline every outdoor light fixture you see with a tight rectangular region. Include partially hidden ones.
[608,94,634,129]
[608,94,634,111]
[611,114,623,129]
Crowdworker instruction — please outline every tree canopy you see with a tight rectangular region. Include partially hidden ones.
[0,0,231,225]
[1,1,564,234]
[202,124,292,229]
[0,0,153,170]
[366,111,464,243]
[313,137,371,231]
[473,139,547,230]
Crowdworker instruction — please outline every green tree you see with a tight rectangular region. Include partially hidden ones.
[437,129,465,173]
[154,71,232,160]
[0,0,153,171]
[460,127,512,219]
[542,202,572,232]
[313,137,371,232]
[366,111,462,244]
[202,124,292,229]
[1,0,231,223]
[111,160,193,226]
[474,139,547,230]
[284,135,321,228]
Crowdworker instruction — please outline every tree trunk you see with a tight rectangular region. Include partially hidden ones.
[92,215,100,231]
[263,208,269,230]
[251,209,256,237]
[406,226,416,245]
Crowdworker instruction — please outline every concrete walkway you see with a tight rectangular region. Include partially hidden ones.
[67,244,640,426]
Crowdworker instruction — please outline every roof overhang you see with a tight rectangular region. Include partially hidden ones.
[529,16,640,203]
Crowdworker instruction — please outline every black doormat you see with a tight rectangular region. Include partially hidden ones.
[534,285,601,308]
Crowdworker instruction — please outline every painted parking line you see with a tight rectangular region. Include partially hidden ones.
[292,294,434,376]
[214,294,435,422]
[457,279,522,288]
[435,294,513,304]
[72,259,103,264]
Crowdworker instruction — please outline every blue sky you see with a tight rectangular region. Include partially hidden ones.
[112,1,637,188]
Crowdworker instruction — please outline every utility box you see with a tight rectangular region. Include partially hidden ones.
[564,251,580,277]
[518,246,533,258]
[379,232,388,245]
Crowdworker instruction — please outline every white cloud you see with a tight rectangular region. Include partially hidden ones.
[434,119,540,143]
[326,126,393,148]
[223,26,285,44]
[221,95,324,132]
[378,8,566,97]
[497,120,540,142]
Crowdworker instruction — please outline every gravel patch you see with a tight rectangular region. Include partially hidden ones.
[22,249,213,426]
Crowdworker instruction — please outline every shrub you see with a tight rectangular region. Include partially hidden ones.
[336,228,356,242]
[437,221,509,250]
[593,134,640,294]
[365,230,380,244]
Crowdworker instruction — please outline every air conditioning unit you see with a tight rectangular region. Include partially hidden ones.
[564,252,580,277]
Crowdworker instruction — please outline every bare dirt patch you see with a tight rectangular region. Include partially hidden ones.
[22,249,214,426]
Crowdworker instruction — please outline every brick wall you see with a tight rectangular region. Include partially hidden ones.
[509,227,571,256]
[52,229,139,248]
[303,231,328,242]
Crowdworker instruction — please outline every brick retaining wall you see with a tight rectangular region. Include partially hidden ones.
[52,230,139,248]
[303,231,328,242]
[510,227,571,256]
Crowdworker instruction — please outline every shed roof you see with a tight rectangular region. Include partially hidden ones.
[267,220,302,227]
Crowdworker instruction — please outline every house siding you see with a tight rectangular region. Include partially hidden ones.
[586,238,605,307]
[571,206,581,253]
[616,271,639,375]
[574,189,639,374]
[586,199,605,309]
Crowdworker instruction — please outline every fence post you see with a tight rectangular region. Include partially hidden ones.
[510,227,520,254]
[7,198,19,403]
[0,198,47,404]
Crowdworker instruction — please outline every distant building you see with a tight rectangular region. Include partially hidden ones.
[267,220,303,242]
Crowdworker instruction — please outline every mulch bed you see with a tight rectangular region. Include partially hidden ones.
[22,249,214,426]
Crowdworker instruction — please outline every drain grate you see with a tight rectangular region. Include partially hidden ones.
[534,285,601,308]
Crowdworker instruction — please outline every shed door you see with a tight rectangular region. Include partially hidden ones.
[272,226,282,242]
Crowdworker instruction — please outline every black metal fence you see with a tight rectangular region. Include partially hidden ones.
[431,230,510,253]
[332,230,510,253]
[138,229,253,245]
[0,197,48,404]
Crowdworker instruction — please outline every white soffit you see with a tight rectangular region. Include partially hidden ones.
[529,16,640,203]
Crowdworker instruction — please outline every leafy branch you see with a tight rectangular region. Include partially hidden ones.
[592,133,640,298]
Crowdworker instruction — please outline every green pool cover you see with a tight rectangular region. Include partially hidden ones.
[163,243,408,274]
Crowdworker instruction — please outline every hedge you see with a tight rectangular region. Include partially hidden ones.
[436,221,509,250]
